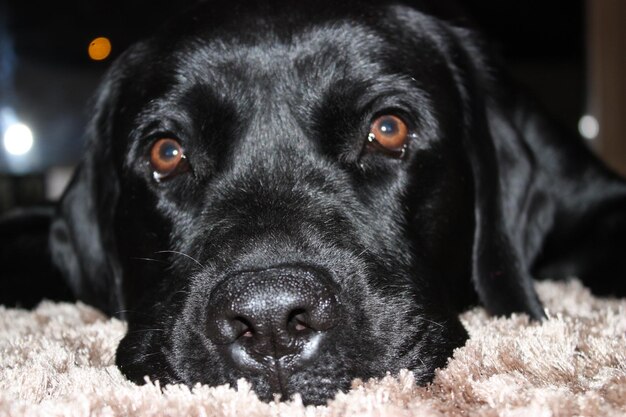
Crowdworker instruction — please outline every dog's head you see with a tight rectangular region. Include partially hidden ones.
[49,0,543,404]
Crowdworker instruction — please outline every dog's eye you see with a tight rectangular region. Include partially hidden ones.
[366,115,409,158]
[150,138,187,181]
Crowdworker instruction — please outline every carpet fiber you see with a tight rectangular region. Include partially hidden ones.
[1,280,625,417]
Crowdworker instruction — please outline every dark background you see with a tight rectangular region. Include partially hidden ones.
[0,0,586,213]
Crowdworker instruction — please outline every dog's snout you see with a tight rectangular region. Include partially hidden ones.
[206,267,340,368]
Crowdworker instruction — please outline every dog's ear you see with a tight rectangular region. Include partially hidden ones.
[442,26,546,319]
[49,72,125,317]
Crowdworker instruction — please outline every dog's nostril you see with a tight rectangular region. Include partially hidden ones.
[287,309,311,334]
[233,317,254,339]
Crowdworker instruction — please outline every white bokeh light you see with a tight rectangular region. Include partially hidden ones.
[3,122,34,156]
[578,115,599,140]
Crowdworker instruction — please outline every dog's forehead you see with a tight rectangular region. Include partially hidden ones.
[167,21,391,92]
[135,2,446,91]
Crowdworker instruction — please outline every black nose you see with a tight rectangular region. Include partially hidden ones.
[206,266,340,370]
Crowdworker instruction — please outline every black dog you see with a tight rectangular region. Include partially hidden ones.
[2,0,626,406]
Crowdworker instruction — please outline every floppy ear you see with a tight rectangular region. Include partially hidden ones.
[49,74,125,317]
[461,104,545,320]
[443,27,545,319]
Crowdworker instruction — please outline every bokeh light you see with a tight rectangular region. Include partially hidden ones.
[578,114,599,140]
[88,37,112,61]
[3,122,34,156]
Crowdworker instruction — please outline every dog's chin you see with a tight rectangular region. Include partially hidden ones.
[116,341,350,405]
[116,326,466,406]
[233,372,354,405]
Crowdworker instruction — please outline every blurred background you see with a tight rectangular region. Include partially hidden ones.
[0,0,624,214]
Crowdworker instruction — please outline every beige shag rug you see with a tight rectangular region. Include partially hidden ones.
[1,280,625,417]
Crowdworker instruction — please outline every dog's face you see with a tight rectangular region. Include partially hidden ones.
[49,0,531,405]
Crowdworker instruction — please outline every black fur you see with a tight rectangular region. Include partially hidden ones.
[2,0,626,405]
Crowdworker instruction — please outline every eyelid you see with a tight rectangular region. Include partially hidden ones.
[366,132,409,158]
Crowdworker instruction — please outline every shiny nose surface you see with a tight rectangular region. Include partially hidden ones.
[206,266,340,364]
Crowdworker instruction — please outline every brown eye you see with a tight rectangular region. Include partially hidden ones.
[150,138,186,181]
[367,115,409,157]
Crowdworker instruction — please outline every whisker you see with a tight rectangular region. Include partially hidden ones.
[116,309,145,314]
[156,250,205,268]
[415,355,426,368]
[103,350,120,366]
[126,351,162,365]
[127,328,166,334]
[131,257,169,264]
[420,317,446,329]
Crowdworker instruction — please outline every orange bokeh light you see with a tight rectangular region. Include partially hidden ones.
[88,37,112,61]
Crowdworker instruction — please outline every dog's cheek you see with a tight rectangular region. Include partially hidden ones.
[327,281,414,375]
[115,278,198,385]
[116,326,175,385]
[399,313,469,384]
[167,290,232,385]
[345,273,468,382]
